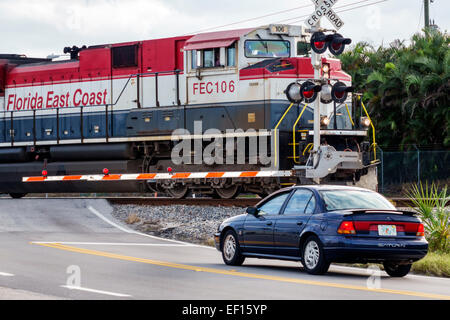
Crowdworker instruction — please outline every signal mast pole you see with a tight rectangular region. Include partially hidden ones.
[311,22,322,179]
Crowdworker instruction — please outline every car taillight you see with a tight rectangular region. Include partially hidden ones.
[338,221,356,235]
[417,223,425,237]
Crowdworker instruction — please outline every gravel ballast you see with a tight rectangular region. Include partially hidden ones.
[111,204,246,245]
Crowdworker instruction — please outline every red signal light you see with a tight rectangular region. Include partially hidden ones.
[310,32,351,56]
[300,81,321,103]
[338,221,356,235]
[331,81,354,104]
[328,33,352,56]
[314,41,326,50]
[167,167,173,173]
[42,170,48,177]
[103,168,109,175]
[303,90,314,100]
[310,32,329,54]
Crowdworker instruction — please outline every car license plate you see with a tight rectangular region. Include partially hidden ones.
[378,225,397,236]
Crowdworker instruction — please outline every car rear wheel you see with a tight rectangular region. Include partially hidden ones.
[222,230,245,266]
[302,235,330,275]
[383,262,412,277]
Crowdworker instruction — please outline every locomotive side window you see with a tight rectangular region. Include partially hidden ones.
[203,49,214,68]
[297,41,311,56]
[0,66,4,96]
[244,40,290,58]
[191,48,223,69]
[191,50,198,69]
[226,43,236,67]
[203,48,220,68]
[112,45,138,68]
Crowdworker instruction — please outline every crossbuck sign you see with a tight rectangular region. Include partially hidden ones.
[305,0,344,30]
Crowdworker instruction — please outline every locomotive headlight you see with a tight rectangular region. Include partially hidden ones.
[361,116,371,128]
[321,116,331,127]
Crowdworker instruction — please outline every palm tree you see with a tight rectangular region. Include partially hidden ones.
[341,29,450,149]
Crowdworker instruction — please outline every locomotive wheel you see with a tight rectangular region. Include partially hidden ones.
[166,184,189,199]
[10,193,27,199]
[214,185,241,199]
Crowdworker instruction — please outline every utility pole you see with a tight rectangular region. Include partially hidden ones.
[424,0,430,28]
[423,0,434,28]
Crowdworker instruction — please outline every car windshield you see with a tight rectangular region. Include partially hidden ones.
[320,190,396,211]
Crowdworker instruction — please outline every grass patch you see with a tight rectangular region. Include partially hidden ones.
[203,238,216,247]
[412,252,450,277]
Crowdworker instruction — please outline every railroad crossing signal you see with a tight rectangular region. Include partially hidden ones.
[305,0,345,30]
[285,81,353,105]
[310,32,351,56]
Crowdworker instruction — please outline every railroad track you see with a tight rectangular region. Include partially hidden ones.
[107,197,421,208]
[106,197,261,207]
[0,196,420,208]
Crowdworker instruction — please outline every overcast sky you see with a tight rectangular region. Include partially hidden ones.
[0,0,448,58]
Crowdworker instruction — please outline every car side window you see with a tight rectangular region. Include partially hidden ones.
[258,193,290,216]
[305,194,316,214]
[283,189,315,215]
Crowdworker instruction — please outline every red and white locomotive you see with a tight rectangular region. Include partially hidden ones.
[0,24,377,198]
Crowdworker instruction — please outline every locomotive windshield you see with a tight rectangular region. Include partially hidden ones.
[244,40,290,58]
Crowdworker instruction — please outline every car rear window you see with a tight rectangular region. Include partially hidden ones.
[320,190,396,211]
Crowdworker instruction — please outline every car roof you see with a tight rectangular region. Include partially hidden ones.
[291,185,375,192]
[267,185,374,198]
[255,185,377,207]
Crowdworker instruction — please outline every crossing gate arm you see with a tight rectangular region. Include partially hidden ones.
[22,170,295,183]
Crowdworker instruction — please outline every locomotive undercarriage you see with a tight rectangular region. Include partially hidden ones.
[0,130,376,199]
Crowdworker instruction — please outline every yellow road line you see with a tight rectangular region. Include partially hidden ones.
[34,242,450,300]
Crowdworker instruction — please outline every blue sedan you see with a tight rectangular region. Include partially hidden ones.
[214,185,428,277]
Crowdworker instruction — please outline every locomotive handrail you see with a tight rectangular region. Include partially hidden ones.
[7,69,182,113]
[345,104,355,127]
[292,103,308,164]
[6,69,183,147]
[303,143,314,156]
[274,102,295,168]
[359,96,377,163]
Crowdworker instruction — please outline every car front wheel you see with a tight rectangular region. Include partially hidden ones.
[383,262,412,277]
[222,230,245,266]
[302,235,330,275]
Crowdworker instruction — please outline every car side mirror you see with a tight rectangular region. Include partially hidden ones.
[246,207,259,216]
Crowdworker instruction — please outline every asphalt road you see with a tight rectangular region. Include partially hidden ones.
[0,199,449,300]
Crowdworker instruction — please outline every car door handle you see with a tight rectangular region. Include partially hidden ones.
[297,222,304,226]
[266,221,273,226]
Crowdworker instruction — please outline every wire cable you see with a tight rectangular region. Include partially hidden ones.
[282,0,390,25]
[186,0,390,36]
[185,0,313,35]
[275,0,374,24]
[417,0,424,31]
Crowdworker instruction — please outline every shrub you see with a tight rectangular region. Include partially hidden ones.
[406,182,449,252]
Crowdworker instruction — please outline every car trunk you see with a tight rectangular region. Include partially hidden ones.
[345,210,423,239]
